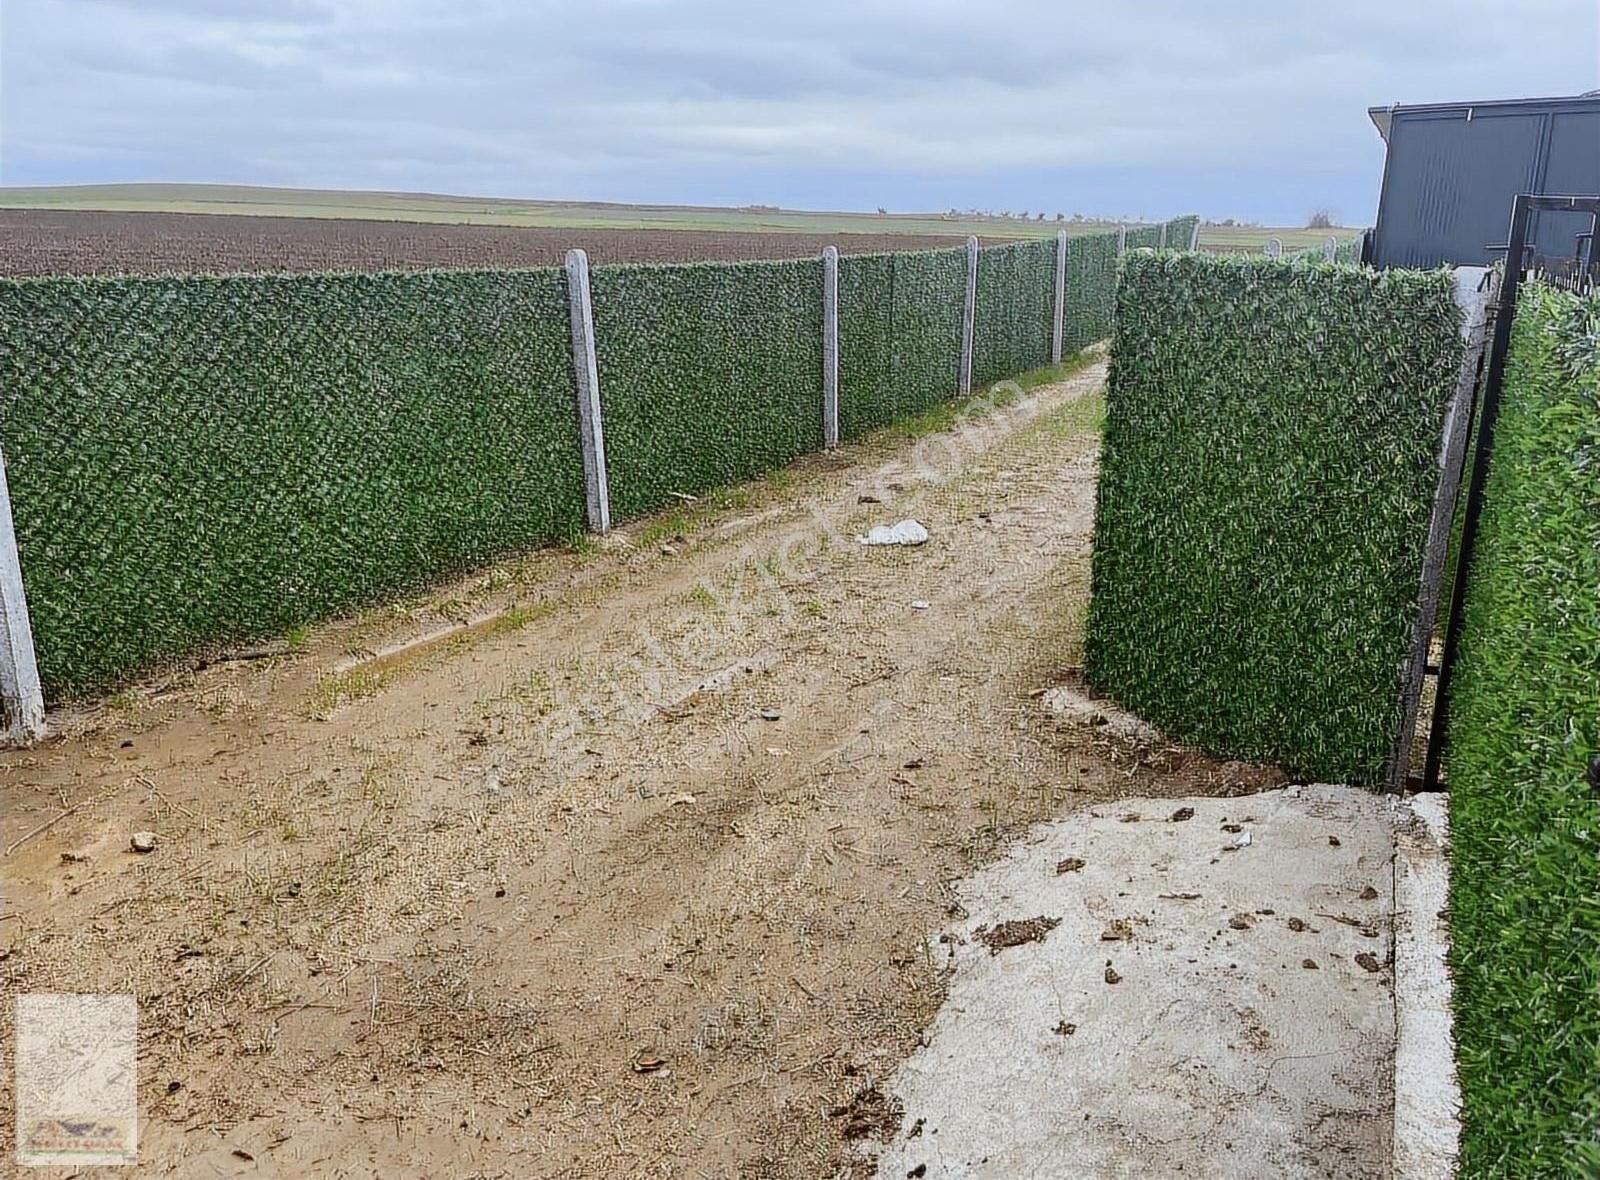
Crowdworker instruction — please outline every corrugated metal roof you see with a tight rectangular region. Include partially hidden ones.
[1368,92,1600,143]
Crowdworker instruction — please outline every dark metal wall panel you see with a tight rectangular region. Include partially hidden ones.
[1371,109,1544,268]
[1534,110,1600,261]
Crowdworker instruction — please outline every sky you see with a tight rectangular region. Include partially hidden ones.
[1,0,1597,225]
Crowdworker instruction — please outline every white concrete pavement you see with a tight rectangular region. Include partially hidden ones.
[871,783,1453,1179]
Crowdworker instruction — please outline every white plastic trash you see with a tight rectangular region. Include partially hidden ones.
[857,519,930,547]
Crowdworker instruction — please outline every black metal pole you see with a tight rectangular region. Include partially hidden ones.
[1420,194,1531,791]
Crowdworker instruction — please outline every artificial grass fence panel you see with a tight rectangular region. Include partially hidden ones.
[0,269,586,698]
[590,257,825,520]
[1084,253,1463,784]
[1447,282,1600,1177]
[972,239,1055,388]
[1061,230,1119,356]
[836,247,966,440]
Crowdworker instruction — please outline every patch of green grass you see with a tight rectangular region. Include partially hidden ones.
[885,352,1093,444]
[488,601,554,635]
[306,666,390,717]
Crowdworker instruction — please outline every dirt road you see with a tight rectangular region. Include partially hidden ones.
[0,357,1285,1177]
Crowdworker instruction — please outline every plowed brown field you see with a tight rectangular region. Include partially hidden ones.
[0,209,1009,276]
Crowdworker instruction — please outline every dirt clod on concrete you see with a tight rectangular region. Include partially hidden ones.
[976,916,1062,955]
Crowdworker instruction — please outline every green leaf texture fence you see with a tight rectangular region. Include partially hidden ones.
[0,271,587,697]
[0,216,1196,701]
[1084,252,1466,785]
[1446,281,1600,1177]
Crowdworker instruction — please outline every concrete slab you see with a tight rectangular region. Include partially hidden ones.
[1392,793,1458,1179]
[872,785,1396,1179]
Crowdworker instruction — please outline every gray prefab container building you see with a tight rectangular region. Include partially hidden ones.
[1368,93,1600,269]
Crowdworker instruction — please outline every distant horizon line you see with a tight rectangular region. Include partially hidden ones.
[0,180,1244,226]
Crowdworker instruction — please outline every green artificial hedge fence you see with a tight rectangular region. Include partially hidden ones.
[590,258,824,519]
[0,270,587,698]
[1062,230,1120,356]
[836,247,966,439]
[1125,224,1162,251]
[972,240,1055,388]
[1447,281,1600,1177]
[0,217,1202,699]
[1165,216,1200,251]
[1084,252,1464,784]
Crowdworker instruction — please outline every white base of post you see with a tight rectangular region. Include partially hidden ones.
[0,447,44,745]
[565,249,611,534]
[960,236,978,395]
[822,246,839,448]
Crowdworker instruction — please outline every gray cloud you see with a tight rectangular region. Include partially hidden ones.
[1,0,1596,222]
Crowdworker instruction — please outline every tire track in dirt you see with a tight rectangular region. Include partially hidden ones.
[0,358,1286,1177]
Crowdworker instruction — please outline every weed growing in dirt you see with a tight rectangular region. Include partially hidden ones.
[306,667,390,717]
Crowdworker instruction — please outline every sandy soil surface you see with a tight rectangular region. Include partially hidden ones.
[0,357,1288,1177]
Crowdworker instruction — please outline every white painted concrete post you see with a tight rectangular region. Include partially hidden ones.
[564,249,611,534]
[1116,224,1127,256]
[959,236,978,395]
[0,445,44,745]
[1188,220,1201,251]
[1158,222,1169,250]
[1051,231,1069,364]
[822,246,840,448]
[1264,238,1283,260]
[1323,235,1338,262]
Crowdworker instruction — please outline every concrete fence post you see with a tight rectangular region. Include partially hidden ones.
[822,246,840,448]
[1323,235,1338,262]
[959,236,978,395]
[1189,220,1202,252]
[0,446,44,745]
[1264,238,1283,260]
[1158,222,1169,250]
[1116,224,1127,256]
[564,249,611,534]
[1051,230,1069,364]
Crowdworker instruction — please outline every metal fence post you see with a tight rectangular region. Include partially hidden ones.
[822,246,840,448]
[960,236,978,395]
[565,249,611,534]
[1386,266,1496,791]
[0,446,44,745]
[1051,230,1069,364]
